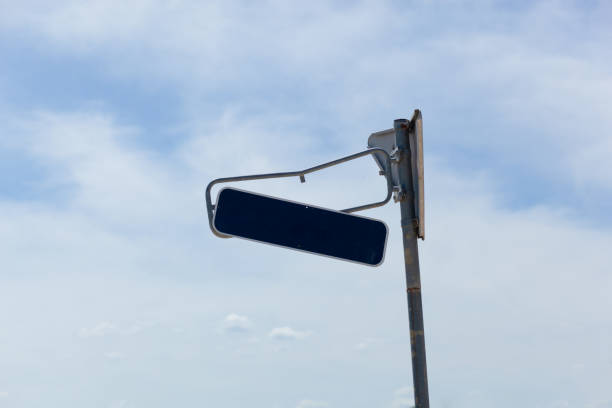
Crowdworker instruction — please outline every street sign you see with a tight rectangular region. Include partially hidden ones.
[205,111,430,408]
[212,187,388,266]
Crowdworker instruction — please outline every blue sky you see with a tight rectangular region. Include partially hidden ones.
[0,1,611,407]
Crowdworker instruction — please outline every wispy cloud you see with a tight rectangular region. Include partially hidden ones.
[223,313,253,333]
[77,321,155,338]
[268,327,311,341]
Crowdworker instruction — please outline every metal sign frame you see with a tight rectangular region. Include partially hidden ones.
[205,148,393,238]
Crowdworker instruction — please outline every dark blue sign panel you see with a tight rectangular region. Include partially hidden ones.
[213,188,388,266]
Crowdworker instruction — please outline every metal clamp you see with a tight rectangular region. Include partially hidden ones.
[393,186,406,203]
[390,146,402,163]
[205,148,394,238]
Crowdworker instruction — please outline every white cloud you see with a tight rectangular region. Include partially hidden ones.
[3,1,612,194]
[0,106,610,406]
[12,111,183,226]
[223,313,253,333]
[1,102,610,407]
[3,0,610,200]
[1,105,610,406]
[0,391,8,398]
[268,327,311,341]
[0,1,392,81]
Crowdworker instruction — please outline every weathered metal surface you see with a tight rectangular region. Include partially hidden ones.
[407,288,429,408]
[394,117,430,408]
[367,128,400,187]
[408,110,425,240]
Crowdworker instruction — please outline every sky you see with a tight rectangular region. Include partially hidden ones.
[0,0,611,407]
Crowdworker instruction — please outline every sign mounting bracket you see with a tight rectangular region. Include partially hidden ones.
[205,148,394,238]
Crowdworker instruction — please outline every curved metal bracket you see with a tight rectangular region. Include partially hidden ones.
[205,148,394,238]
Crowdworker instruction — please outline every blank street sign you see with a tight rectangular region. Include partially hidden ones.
[213,188,388,266]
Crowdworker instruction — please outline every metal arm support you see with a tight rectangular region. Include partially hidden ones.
[205,148,394,238]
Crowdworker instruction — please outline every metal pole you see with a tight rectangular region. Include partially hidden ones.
[394,118,430,408]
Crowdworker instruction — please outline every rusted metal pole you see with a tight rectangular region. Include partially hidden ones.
[394,118,430,408]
